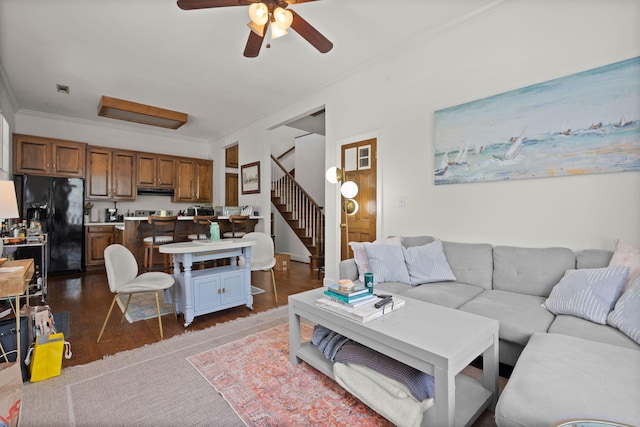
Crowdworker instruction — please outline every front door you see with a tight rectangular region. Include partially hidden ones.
[341,138,377,260]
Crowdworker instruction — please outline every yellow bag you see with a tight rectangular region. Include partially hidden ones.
[27,333,71,382]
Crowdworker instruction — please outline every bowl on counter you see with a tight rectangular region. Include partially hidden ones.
[0,257,7,265]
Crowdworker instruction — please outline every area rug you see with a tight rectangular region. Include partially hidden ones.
[188,323,392,426]
[20,306,290,426]
[117,286,266,322]
[20,304,502,427]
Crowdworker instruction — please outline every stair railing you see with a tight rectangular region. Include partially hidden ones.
[271,155,324,259]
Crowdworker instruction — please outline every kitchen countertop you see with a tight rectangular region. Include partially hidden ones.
[123,216,263,221]
[85,222,124,226]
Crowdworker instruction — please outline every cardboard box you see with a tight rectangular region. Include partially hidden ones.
[274,253,291,271]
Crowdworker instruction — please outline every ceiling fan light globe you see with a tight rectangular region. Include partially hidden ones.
[271,24,288,39]
[247,21,265,37]
[248,2,269,25]
[273,7,293,30]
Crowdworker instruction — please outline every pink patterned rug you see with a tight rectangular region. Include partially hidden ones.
[187,323,393,426]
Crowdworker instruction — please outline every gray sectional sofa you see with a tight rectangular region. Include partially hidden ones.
[339,236,640,426]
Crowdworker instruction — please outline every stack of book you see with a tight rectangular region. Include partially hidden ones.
[315,292,406,323]
[323,283,376,307]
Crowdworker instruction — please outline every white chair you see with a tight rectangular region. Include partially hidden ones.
[239,232,278,303]
[97,244,176,343]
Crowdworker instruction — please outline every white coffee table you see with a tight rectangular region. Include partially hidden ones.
[289,288,499,427]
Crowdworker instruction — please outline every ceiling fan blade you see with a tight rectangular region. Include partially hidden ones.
[243,27,266,58]
[289,10,333,53]
[177,0,255,10]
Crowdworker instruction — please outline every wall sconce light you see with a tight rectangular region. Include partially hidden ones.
[326,166,359,258]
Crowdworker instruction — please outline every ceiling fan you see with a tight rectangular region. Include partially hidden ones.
[177,0,333,58]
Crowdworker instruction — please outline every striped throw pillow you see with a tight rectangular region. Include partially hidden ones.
[402,240,457,286]
[542,266,629,324]
[607,277,640,344]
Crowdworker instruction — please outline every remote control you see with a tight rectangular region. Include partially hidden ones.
[375,296,393,309]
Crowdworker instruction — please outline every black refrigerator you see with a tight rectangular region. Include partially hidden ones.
[15,175,85,274]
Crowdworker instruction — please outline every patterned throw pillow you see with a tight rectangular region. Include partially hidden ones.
[607,277,640,344]
[542,266,629,324]
[364,244,411,284]
[608,239,640,293]
[403,240,457,286]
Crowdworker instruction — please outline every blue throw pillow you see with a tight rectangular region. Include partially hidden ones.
[542,266,629,324]
[402,240,457,286]
[607,277,640,344]
[364,244,411,284]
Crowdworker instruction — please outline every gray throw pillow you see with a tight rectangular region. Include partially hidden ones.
[403,240,457,286]
[364,244,411,284]
[607,277,640,344]
[542,266,629,324]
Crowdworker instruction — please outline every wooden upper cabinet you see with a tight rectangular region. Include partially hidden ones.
[195,160,213,203]
[157,156,176,188]
[136,154,175,188]
[225,145,238,168]
[86,148,110,199]
[112,151,136,199]
[86,147,135,200]
[174,158,213,203]
[14,134,86,177]
[174,159,196,202]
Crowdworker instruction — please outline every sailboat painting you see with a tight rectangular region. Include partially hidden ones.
[434,56,640,185]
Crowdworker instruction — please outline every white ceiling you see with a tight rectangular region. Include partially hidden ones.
[0,0,501,142]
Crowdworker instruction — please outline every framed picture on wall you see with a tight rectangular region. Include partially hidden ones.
[241,161,260,194]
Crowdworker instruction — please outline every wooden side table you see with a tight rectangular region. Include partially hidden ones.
[0,259,34,365]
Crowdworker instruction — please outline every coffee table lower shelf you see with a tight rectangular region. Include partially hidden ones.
[294,342,493,427]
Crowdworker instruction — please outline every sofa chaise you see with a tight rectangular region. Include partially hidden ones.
[337,236,640,426]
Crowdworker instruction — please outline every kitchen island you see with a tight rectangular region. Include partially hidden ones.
[159,238,257,327]
[122,216,261,268]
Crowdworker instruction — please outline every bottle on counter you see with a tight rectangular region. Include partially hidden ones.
[209,221,220,241]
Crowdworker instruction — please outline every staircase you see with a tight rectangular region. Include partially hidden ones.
[271,155,324,271]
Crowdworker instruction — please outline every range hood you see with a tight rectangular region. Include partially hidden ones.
[137,188,175,196]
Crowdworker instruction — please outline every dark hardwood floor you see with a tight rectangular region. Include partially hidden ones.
[42,261,322,368]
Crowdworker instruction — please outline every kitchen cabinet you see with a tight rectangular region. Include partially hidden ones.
[136,154,175,188]
[195,160,213,202]
[192,268,245,315]
[225,144,238,168]
[86,147,136,200]
[85,225,115,269]
[13,134,86,178]
[175,159,213,203]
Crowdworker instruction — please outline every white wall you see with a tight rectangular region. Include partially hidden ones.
[0,73,17,179]
[214,0,640,283]
[271,132,325,261]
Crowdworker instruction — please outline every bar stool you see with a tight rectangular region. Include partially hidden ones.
[143,215,178,273]
[188,215,218,241]
[188,215,218,270]
[222,215,251,238]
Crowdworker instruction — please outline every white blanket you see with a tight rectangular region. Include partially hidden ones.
[333,362,434,427]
